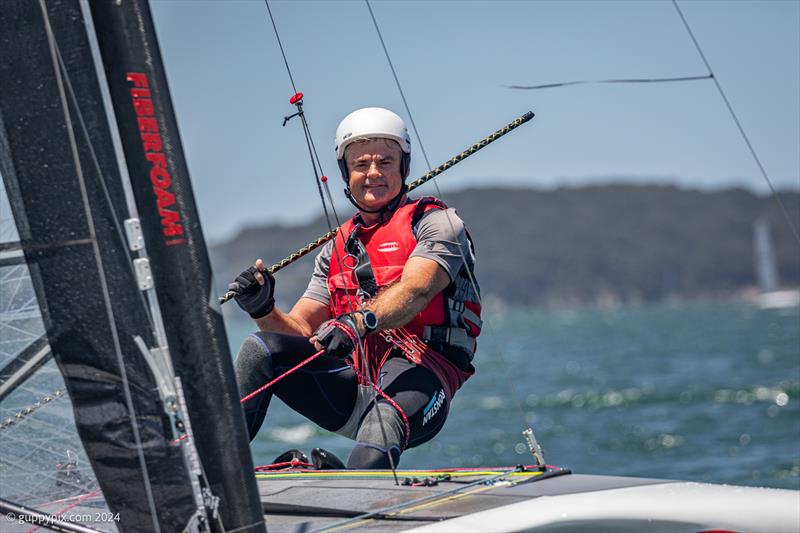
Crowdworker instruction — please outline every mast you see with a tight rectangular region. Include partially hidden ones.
[0,1,202,530]
[85,1,265,530]
[0,0,265,531]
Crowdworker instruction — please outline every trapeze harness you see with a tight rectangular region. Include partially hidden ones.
[327,197,481,403]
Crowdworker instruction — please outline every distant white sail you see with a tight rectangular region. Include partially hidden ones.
[753,218,800,308]
[754,218,779,293]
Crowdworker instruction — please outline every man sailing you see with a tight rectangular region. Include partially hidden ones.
[230,107,481,469]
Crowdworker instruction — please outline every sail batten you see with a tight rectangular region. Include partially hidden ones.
[0,334,51,402]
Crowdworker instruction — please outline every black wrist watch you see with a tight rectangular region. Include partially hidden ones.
[360,310,379,334]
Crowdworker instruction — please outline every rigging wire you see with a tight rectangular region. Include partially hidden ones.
[364,1,433,172]
[505,3,798,246]
[262,0,364,353]
[261,1,364,345]
[671,0,799,245]
[263,0,298,96]
[262,0,352,301]
[507,74,712,90]
[262,0,399,481]
[366,0,483,307]
[264,0,341,236]
[0,335,51,403]
[365,0,537,450]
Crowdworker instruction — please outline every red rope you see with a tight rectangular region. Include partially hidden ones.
[240,348,326,404]
[240,319,359,404]
[347,360,411,451]
[330,321,359,346]
[25,489,101,533]
[39,489,102,508]
[239,325,411,452]
[254,460,314,471]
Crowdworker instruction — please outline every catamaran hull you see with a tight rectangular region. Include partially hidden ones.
[253,467,799,532]
[406,476,800,532]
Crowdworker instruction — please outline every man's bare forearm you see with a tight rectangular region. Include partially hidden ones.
[365,282,431,332]
[254,308,313,337]
[360,257,450,335]
[254,297,331,338]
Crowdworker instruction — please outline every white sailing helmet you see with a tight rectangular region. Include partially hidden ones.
[335,107,411,180]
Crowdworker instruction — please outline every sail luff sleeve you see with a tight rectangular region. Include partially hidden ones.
[0,0,199,530]
[86,1,266,530]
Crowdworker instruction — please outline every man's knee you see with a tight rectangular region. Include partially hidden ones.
[235,333,274,381]
[347,402,406,469]
[235,333,277,441]
[347,442,401,469]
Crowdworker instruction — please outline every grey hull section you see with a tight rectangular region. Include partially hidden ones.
[253,469,799,532]
[408,478,800,533]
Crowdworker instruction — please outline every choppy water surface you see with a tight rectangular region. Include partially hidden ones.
[228,301,799,489]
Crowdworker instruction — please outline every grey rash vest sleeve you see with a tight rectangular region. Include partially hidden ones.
[301,239,333,306]
[410,207,471,282]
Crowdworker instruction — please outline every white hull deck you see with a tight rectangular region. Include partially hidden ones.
[252,466,799,532]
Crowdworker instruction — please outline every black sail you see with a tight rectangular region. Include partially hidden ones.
[0,0,264,531]
[0,0,198,530]
[87,1,265,531]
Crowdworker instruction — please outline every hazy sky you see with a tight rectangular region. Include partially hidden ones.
[149,0,800,244]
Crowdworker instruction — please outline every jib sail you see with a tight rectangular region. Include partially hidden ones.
[0,1,264,531]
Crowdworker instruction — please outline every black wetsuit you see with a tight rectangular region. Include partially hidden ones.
[235,331,449,469]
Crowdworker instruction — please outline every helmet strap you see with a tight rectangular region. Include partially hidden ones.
[400,152,410,179]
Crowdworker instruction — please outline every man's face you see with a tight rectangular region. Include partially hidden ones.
[345,139,404,211]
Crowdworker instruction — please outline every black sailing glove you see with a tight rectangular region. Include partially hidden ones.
[314,313,360,358]
[228,266,275,319]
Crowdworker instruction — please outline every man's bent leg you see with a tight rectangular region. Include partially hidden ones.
[347,356,450,469]
[235,333,280,440]
[235,331,358,441]
[348,402,405,469]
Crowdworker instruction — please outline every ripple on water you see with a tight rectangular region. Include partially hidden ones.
[478,396,505,410]
[266,424,317,444]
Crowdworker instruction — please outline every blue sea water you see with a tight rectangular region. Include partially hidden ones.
[226,301,800,489]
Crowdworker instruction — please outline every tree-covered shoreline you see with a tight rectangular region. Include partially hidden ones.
[210,184,799,311]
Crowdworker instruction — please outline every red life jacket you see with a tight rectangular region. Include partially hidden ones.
[326,197,480,398]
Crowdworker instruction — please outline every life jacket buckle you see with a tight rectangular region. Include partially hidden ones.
[342,253,359,270]
[356,288,372,303]
[422,325,476,361]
